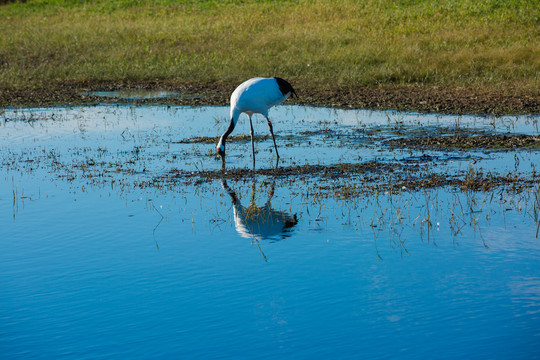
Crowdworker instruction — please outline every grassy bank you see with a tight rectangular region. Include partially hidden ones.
[0,0,539,111]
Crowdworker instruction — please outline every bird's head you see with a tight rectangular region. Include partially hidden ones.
[216,143,226,168]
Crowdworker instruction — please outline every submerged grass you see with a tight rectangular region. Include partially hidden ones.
[1,0,539,98]
[385,134,540,150]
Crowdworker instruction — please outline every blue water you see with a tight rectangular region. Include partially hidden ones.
[1,105,539,359]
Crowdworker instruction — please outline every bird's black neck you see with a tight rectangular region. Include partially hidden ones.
[274,77,298,98]
[220,118,236,143]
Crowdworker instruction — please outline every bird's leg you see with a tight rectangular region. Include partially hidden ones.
[265,117,280,162]
[249,115,255,169]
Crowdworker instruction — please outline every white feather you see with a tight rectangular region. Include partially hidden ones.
[230,77,290,123]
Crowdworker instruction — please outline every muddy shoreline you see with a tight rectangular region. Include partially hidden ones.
[1,81,539,116]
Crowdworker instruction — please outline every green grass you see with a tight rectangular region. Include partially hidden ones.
[1,0,539,93]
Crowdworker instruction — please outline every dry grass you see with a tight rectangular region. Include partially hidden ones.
[0,0,539,94]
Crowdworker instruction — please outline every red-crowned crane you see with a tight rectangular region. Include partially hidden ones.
[216,77,297,169]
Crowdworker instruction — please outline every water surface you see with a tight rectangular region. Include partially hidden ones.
[1,105,539,359]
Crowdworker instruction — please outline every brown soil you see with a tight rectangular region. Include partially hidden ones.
[152,161,539,193]
[385,134,540,151]
[1,81,539,116]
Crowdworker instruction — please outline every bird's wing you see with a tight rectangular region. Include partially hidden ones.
[232,78,287,116]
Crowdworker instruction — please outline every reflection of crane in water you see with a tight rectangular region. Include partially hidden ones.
[220,179,298,260]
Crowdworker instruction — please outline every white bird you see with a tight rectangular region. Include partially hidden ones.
[216,77,297,168]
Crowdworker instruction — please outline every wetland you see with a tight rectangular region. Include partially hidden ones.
[1,103,540,359]
[2,0,539,356]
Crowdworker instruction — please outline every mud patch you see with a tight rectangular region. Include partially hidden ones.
[150,162,539,194]
[1,81,539,116]
[174,135,270,144]
[385,134,540,151]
